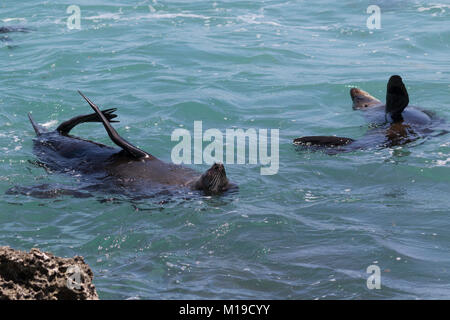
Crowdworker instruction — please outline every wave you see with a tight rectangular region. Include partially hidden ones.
[84,13,122,21]
[236,14,281,27]
[1,18,27,23]
[417,4,450,15]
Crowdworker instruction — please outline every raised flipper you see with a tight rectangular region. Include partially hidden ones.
[386,75,409,122]
[78,91,153,160]
[57,108,119,135]
[293,136,354,147]
[28,113,46,136]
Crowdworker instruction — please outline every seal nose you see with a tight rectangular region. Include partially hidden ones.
[350,88,361,100]
[212,162,225,173]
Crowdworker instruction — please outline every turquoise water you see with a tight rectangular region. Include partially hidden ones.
[1,0,449,299]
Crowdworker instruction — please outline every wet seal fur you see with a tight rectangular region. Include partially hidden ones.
[26,92,237,197]
[294,75,446,152]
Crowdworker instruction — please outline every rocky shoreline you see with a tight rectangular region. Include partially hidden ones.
[0,246,98,300]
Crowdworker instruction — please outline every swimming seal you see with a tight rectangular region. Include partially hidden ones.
[27,92,237,196]
[0,26,31,33]
[0,26,31,44]
[294,75,446,152]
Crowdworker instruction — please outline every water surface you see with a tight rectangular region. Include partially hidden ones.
[0,0,449,299]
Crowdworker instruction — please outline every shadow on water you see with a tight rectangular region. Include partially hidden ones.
[5,180,238,212]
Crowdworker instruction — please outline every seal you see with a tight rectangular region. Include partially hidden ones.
[0,26,31,33]
[27,91,237,196]
[0,26,31,44]
[294,75,446,152]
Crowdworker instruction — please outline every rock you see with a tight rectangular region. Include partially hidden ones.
[0,246,99,300]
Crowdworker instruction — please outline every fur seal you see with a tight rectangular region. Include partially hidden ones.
[0,26,31,44]
[27,92,237,196]
[0,26,31,33]
[294,75,446,151]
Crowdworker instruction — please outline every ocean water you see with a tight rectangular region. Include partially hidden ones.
[0,0,449,299]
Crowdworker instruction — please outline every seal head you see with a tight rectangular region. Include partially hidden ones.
[27,93,237,197]
[192,163,236,195]
[350,88,382,110]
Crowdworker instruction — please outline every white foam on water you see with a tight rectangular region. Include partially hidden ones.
[85,13,122,20]
[124,12,211,21]
[435,157,450,166]
[41,120,58,128]
[237,14,281,26]
[299,25,333,31]
[418,4,450,13]
[65,9,282,28]
[2,18,27,22]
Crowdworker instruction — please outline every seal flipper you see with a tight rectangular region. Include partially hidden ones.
[78,91,153,160]
[56,108,119,135]
[28,113,46,136]
[386,75,409,122]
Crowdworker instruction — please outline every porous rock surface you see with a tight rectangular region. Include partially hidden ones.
[0,246,98,300]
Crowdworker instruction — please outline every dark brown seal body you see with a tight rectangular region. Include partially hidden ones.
[27,92,236,197]
[294,75,445,152]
